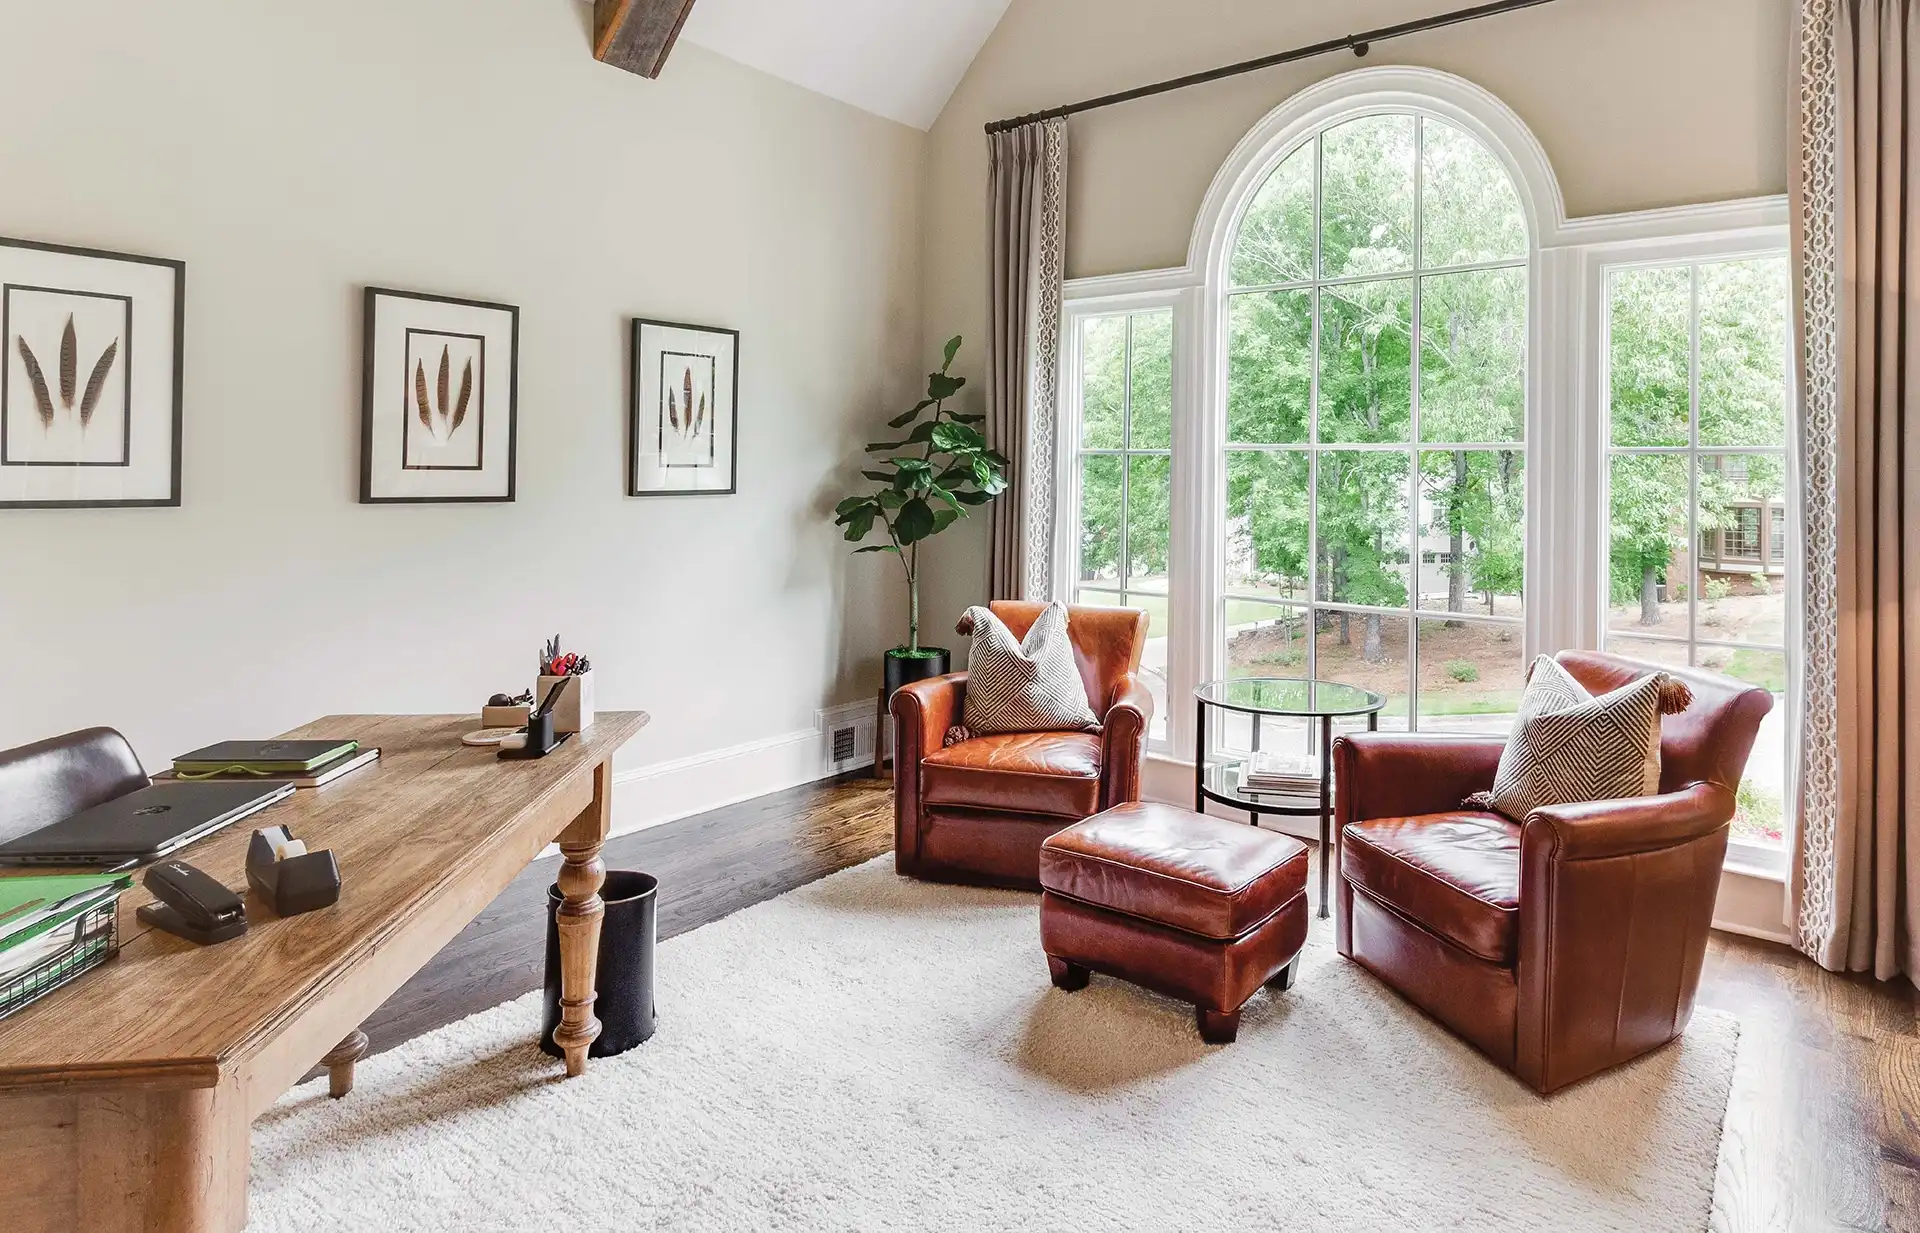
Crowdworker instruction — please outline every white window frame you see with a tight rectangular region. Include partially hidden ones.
[1057,288,1198,754]
[1575,229,1799,879]
[1047,66,1799,886]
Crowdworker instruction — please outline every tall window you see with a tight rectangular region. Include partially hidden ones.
[1223,113,1527,733]
[1604,256,1793,850]
[1072,308,1173,743]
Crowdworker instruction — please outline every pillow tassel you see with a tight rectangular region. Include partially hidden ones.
[1655,674,1694,716]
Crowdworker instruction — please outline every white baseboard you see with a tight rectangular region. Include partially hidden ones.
[596,702,876,843]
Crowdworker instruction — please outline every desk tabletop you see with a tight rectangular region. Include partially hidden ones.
[0,712,648,1092]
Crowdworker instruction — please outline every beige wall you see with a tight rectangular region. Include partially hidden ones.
[916,0,1792,629]
[0,0,924,774]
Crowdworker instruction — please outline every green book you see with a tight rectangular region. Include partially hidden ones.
[0,873,132,953]
[173,739,358,776]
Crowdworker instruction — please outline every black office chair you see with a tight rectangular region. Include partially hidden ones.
[0,728,149,846]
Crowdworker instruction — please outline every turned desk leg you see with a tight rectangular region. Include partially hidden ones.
[323,1029,369,1099]
[553,759,612,1077]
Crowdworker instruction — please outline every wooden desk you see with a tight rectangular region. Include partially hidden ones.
[0,711,648,1233]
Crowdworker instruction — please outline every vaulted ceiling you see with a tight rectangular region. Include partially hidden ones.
[678,0,1012,130]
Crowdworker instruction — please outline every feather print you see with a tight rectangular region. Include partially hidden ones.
[79,339,117,426]
[414,359,432,430]
[451,358,473,433]
[695,392,706,437]
[667,385,679,432]
[436,346,450,424]
[683,369,694,435]
[58,315,76,409]
[16,336,53,427]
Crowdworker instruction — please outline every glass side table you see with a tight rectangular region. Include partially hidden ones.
[1195,677,1386,919]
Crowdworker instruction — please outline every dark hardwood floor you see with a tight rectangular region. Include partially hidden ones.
[360,776,1917,1233]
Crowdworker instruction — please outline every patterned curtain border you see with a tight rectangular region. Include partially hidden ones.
[1793,0,1843,963]
[1023,119,1068,602]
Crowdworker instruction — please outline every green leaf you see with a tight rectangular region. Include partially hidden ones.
[954,489,994,506]
[854,544,900,554]
[950,413,986,424]
[842,508,876,541]
[892,459,934,493]
[861,469,894,483]
[887,399,935,429]
[876,489,904,508]
[942,335,962,371]
[926,372,965,402]
[930,422,985,453]
[932,507,962,534]
[927,484,964,513]
[865,440,908,453]
[834,495,874,517]
[982,449,1010,468]
[895,498,936,543]
[905,421,940,445]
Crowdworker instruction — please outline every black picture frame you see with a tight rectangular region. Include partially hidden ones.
[360,286,519,504]
[0,235,185,509]
[628,317,739,498]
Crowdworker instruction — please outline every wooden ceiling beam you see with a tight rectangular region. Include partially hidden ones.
[593,0,699,79]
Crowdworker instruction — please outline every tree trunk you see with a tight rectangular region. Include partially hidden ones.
[1363,614,1383,663]
[1446,449,1467,628]
[1339,611,1351,646]
[1639,564,1662,626]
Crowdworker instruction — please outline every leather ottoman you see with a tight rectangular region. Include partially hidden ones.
[1038,801,1311,1044]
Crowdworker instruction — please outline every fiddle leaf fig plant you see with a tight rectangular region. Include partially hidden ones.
[835,336,1008,655]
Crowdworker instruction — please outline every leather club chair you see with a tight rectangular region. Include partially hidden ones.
[1332,650,1772,1094]
[892,601,1154,889]
[0,727,149,846]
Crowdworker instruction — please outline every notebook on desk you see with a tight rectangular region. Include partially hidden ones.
[0,781,294,868]
[173,740,358,775]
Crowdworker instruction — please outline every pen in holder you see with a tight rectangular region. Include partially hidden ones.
[498,679,570,760]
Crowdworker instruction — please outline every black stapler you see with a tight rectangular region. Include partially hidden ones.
[136,860,248,945]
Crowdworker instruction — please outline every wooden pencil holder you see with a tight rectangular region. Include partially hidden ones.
[535,671,594,734]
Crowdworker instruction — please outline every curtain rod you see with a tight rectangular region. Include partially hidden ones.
[984,0,1565,135]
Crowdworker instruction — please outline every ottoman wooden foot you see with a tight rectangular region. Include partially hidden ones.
[1196,1007,1241,1044]
[1266,952,1303,991]
[1047,956,1090,991]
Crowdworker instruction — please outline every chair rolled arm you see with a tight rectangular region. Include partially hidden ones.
[891,672,966,762]
[1522,781,1733,862]
[1099,673,1155,807]
[1333,734,1505,827]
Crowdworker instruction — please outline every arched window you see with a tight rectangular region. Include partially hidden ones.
[1220,111,1528,732]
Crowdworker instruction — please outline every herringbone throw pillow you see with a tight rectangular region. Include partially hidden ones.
[1465,656,1692,821]
[955,603,1098,736]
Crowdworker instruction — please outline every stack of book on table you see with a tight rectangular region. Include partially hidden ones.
[165,739,380,788]
[1239,751,1321,799]
[0,872,132,1020]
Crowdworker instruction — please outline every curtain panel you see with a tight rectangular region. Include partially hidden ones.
[986,119,1068,602]
[1792,0,1920,980]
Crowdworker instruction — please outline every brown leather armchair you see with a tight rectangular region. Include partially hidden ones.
[0,727,148,845]
[892,601,1154,889]
[1333,650,1773,1094]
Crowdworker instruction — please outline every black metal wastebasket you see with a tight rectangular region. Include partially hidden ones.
[540,871,658,1059]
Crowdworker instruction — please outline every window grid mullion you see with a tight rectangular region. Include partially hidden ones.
[1686,265,1701,668]
[1231,254,1526,298]
[1306,132,1323,687]
[1407,115,1425,730]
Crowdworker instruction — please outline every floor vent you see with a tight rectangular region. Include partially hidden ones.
[831,726,857,764]
[819,705,877,776]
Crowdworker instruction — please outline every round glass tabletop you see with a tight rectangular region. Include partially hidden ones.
[1194,677,1386,718]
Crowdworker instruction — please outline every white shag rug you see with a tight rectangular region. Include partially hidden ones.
[250,857,1741,1232]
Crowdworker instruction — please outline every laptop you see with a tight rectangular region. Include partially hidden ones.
[0,781,295,868]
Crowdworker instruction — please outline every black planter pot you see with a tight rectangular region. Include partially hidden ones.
[883,647,951,698]
[540,870,658,1059]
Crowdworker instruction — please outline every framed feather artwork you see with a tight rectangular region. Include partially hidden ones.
[0,235,184,508]
[360,287,518,503]
[629,318,738,496]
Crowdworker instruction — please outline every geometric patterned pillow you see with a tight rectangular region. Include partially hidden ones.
[1465,656,1692,821]
[955,602,1098,737]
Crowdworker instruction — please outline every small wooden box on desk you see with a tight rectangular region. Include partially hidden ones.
[0,710,648,1233]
